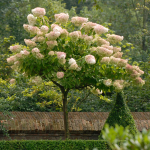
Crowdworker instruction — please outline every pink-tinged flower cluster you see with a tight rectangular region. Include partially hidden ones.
[7,56,16,64]
[126,64,133,73]
[9,79,16,84]
[69,31,81,41]
[101,45,113,50]
[56,50,66,65]
[23,24,30,32]
[57,52,66,59]
[94,25,109,35]
[32,7,46,18]
[96,37,110,46]
[31,35,44,43]
[35,53,44,59]
[113,52,123,58]
[24,39,37,47]
[51,24,58,30]
[37,31,43,36]
[10,45,21,53]
[84,36,93,45]
[103,79,112,86]
[113,80,124,91]
[28,25,40,35]
[118,59,128,67]
[11,60,20,71]
[14,61,20,66]
[32,48,44,59]
[101,57,110,64]
[51,24,62,32]
[85,55,96,65]
[126,64,144,78]
[48,51,55,56]
[46,41,57,49]
[61,29,68,38]
[69,62,78,70]
[107,34,124,43]
[97,47,113,57]
[15,53,22,59]
[53,27,63,35]
[109,56,121,65]
[113,47,121,53]
[57,72,64,79]
[80,34,88,39]
[31,36,38,42]
[133,77,145,86]
[91,88,102,95]
[69,58,76,65]
[20,49,30,56]
[32,48,40,53]
[38,36,45,42]
[130,70,140,78]
[27,14,37,25]
[132,66,144,75]
[55,13,69,24]
[30,76,43,85]
[81,22,97,32]
[40,25,49,33]
[71,16,88,26]
[68,58,81,71]
[45,31,60,40]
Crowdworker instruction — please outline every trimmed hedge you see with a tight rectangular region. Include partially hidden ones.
[99,92,138,139]
[0,140,111,150]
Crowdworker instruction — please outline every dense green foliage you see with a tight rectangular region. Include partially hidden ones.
[99,92,138,139]
[0,77,63,112]
[0,140,110,150]
[102,124,150,150]
[0,74,150,113]
[62,0,93,14]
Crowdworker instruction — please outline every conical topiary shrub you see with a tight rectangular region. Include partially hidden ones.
[99,92,138,139]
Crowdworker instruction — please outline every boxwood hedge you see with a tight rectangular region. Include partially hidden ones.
[0,140,111,150]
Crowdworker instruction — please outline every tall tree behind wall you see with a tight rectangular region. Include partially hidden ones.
[62,0,92,14]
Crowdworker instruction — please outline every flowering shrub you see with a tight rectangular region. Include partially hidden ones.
[7,7,145,138]
[7,8,144,92]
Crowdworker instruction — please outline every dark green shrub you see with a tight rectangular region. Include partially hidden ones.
[99,92,138,139]
[0,140,110,150]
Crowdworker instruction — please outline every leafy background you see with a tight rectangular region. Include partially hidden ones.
[0,0,150,112]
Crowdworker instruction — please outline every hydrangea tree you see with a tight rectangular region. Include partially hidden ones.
[7,7,145,139]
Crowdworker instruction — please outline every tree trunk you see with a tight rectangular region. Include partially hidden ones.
[62,89,70,139]
[142,0,147,52]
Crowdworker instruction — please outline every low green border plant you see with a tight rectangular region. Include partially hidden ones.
[0,140,110,150]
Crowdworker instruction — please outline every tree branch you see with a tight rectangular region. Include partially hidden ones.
[51,79,63,89]
[75,90,91,109]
